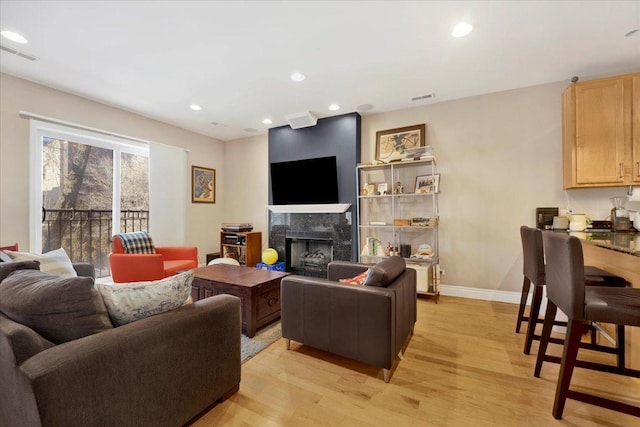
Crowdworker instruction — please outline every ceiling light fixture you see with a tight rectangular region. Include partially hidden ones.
[1,30,28,44]
[290,72,306,82]
[189,104,202,111]
[328,104,340,111]
[262,118,273,125]
[452,22,473,38]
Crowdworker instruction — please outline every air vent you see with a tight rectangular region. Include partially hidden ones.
[411,93,435,101]
[0,44,38,61]
[285,111,317,129]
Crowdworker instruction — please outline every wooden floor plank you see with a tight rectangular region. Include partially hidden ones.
[192,296,640,426]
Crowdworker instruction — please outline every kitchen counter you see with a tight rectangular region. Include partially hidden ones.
[567,230,640,256]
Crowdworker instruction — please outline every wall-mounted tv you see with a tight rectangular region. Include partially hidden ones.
[270,156,339,205]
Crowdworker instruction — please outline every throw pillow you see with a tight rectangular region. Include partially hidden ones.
[0,260,40,282]
[0,251,12,263]
[364,256,406,287]
[0,269,113,344]
[4,247,77,277]
[339,270,369,286]
[96,271,193,326]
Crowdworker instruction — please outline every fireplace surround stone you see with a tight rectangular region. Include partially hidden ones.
[268,211,353,276]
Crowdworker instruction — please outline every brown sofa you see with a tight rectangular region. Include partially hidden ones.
[280,257,417,382]
[0,262,241,427]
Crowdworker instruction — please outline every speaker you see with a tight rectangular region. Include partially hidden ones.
[400,244,411,258]
[285,111,318,129]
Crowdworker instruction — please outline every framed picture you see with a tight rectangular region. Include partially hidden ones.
[414,174,440,194]
[365,183,375,195]
[377,182,388,195]
[192,166,216,203]
[375,124,426,162]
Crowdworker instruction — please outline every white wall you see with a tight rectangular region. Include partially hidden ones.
[223,134,270,250]
[3,72,630,295]
[223,80,630,296]
[361,81,630,294]
[0,73,225,264]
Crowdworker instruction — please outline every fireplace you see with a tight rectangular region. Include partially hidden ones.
[268,209,353,277]
[285,232,333,277]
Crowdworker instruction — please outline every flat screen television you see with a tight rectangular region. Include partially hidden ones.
[270,156,339,205]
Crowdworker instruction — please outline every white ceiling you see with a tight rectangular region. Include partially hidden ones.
[1,1,639,142]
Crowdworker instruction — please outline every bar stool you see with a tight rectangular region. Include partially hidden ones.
[534,232,640,419]
[516,226,628,357]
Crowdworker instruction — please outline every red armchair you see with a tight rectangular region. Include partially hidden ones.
[109,234,198,283]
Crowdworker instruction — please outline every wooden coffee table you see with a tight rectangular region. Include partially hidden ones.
[192,264,289,337]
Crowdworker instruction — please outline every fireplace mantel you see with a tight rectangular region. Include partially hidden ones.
[267,203,351,214]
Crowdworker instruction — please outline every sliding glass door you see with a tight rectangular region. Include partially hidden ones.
[31,121,149,277]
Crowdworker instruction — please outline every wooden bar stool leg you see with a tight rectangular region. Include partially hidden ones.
[534,301,557,377]
[524,284,543,355]
[552,319,583,419]
[516,277,531,333]
[616,325,626,369]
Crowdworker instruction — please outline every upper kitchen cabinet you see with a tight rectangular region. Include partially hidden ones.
[562,72,640,189]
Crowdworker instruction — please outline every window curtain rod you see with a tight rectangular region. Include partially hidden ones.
[19,111,190,152]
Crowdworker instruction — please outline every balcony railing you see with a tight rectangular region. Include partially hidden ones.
[42,208,149,278]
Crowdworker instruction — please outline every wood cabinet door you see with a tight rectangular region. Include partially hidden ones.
[633,75,640,184]
[575,77,626,185]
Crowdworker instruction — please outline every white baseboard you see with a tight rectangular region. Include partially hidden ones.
[439,283,523,304]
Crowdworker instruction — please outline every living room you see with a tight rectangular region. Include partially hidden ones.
[1,1,639,426]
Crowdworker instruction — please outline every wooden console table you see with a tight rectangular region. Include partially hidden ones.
[192,264,289,337]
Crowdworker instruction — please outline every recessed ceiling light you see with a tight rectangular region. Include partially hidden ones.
[262,118,273,125]
[290,72,306,82]
[1,30,28,44]
[244,128,257,133]
[189,104,202,111]
[452,22,473,38]
[328,104,340,111]
[356,104,374,112]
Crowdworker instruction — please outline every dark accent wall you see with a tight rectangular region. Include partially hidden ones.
[268,112,361,262]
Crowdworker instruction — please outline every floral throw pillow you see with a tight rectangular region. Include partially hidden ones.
[96,271,193,326]
[339,269,369,286]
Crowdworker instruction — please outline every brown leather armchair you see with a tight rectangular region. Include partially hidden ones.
[280,257,416,382]
[109,234,197,283]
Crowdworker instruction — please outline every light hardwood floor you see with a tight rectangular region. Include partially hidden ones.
[192,296,639,426]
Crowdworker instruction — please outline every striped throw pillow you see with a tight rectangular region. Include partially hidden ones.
[5,248,77,277]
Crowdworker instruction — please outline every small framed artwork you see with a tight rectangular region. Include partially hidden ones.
[377,182,388,195]
[365,183,375,195]
[192,166,216,203]
[414,174,440,194]
[375,123,426,162]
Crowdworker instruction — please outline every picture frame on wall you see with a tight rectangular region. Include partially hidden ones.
[192,165,216,203]
[375,123,426,162]
[414,174,440,194]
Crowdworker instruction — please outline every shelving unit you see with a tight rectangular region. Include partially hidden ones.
[357,158,440,301]
[220,231,262,267]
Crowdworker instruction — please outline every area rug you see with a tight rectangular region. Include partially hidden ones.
[241,321,282,364]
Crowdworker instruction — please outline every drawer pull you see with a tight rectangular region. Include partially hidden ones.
[268,297,279,306]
